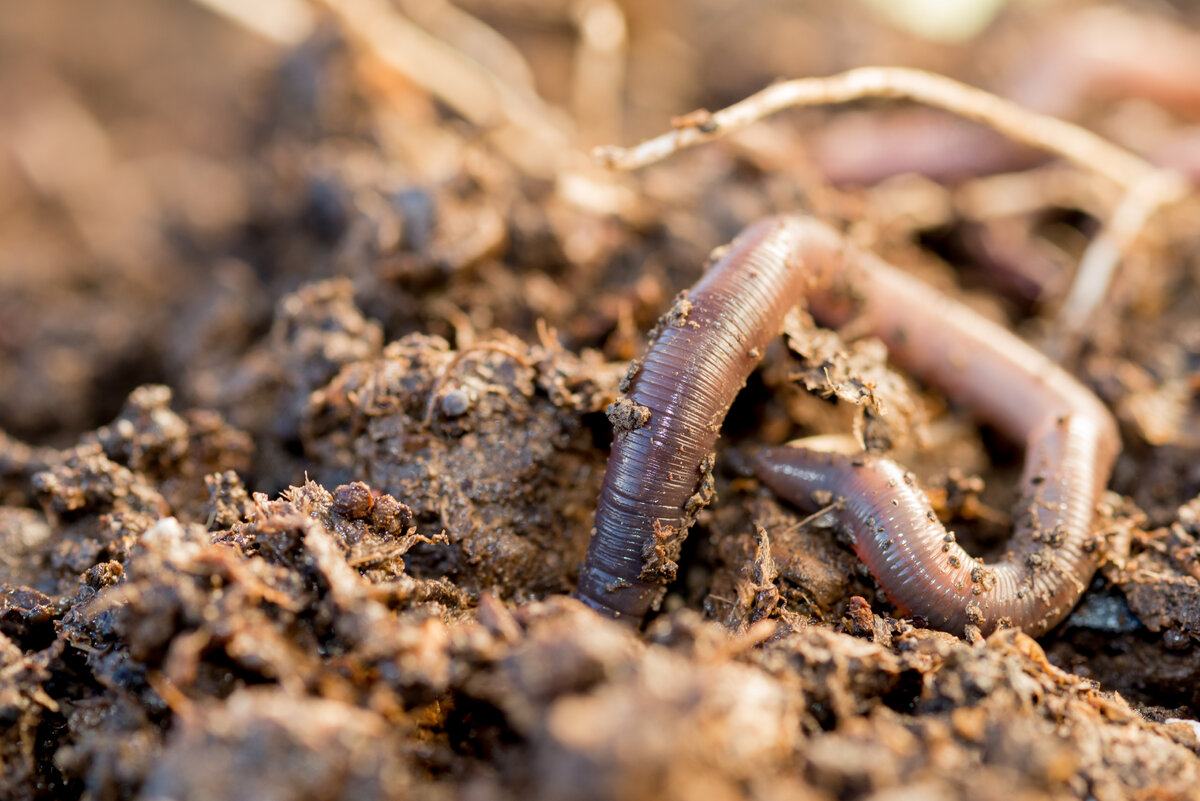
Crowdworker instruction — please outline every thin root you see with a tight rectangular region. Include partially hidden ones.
[421,342,534,428]
[317,0,570,176]
[1059,170,1189,341]
[594,66,1191,342]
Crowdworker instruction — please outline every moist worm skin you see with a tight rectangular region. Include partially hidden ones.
[576,214,1119,632]
[756,420,1108,636]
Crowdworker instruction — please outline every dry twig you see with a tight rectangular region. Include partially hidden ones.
[397,0,538,94]
[594,67,1190,337]
[570,0,628,147]
[593,68,1158,187]
[190,0,315,44]
[321,0,570,170]
[1057,170,1186,337]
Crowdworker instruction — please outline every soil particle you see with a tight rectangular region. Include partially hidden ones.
[139,689,420,801]
[203,471,251,531]
[1110,495,1200,637]
[0,432,58,508]
[367,492,414,536]
[662,292,695,328]
[12,386,251,596]
[683,452,718,520]
[0,508,53,587]
[636,452,719,586]
[638,521,683,583]
[28,448,168,592]
[709,494,872,629]
[332,481,375,519]
[0,632,57,795]
[91,386,253,520]
[93,386,190,475]
[0,586,60,646]
[208,279,384,489]
[618,359,641,394]
[605,396,651,432]
[780,310,924,453]
[641,292,703,353]
[303,334,610,600]
[843,596,876,637]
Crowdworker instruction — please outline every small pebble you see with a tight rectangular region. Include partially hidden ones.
[440,388,472,418]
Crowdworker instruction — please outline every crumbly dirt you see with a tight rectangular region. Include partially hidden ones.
[4,1,1200,799]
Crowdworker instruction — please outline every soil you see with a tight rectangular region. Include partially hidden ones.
[3,1,1200,799]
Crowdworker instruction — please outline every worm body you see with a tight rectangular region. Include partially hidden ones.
[577,214,1119,633]
[756,412,1109,635]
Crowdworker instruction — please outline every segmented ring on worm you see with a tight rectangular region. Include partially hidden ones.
[576,214,1119,634]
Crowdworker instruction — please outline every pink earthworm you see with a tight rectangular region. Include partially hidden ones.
[576,214,1119,634]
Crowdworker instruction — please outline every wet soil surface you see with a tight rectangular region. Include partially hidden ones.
[3,1,1200,799]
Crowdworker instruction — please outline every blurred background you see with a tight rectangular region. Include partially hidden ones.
[3,0,1200,458]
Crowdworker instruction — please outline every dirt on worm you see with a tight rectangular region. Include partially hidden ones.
[4,1,1200,799]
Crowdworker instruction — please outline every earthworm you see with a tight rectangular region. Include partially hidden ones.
[576,214,1119,634]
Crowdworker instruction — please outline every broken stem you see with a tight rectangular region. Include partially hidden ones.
[594,67,1157,188]
[1059,170,1188,337]
[594,66,1191,338]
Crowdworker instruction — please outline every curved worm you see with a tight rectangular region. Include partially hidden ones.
[576,214,1119,633]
